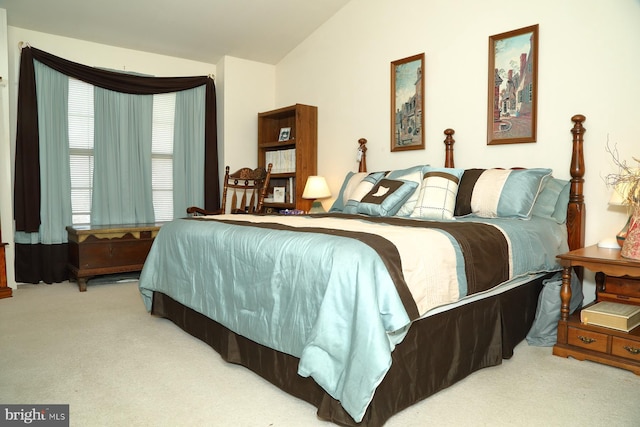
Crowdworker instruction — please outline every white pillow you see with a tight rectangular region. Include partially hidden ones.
[393,170,423,216]
[410,168,463,220]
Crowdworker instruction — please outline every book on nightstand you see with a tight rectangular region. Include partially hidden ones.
[581,301,640,332]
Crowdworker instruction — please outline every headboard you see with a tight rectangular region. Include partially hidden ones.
[355,114,586,251]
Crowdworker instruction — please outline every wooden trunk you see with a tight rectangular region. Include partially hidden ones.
[67,224,161,291]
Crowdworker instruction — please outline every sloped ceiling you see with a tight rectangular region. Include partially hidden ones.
[0,0,351,64]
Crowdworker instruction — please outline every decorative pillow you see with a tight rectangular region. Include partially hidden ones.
[532,176,569,223]
[454,168,552,219]
[454,169,484,217]
[391,171,423,216]
[410,167,464,219]
[329,171,368,212]
[343,172,386,214]
[357,179,419,217]
[553,180,571,224]
[329,165,429,214]
[386,165,429,217]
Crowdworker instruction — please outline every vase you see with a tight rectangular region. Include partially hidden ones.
[621,208,640,260]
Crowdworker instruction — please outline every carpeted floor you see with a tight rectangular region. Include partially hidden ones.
[1,280,638,426]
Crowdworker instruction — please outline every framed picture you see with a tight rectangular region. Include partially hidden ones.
[487,24,539,145]
[278,127,291,142]
[391,53,425,152]
[273,186,286,203]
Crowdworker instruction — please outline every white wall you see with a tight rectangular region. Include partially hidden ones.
[274,0,640,301]
[276,0,639,241]
[217,56,275,177]
[0,10,12,290]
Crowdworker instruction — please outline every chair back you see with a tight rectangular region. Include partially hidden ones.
[221,164,272,214]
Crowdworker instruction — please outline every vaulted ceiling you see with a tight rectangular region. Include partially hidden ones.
[0,0,351,64]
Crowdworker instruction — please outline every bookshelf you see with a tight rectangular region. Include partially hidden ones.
[258,104,317,212]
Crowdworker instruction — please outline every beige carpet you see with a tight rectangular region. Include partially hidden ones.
[1,280,638,427]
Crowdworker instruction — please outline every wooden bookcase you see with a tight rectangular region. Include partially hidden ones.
[258,104,317,212]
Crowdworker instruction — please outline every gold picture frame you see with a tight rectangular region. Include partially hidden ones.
[391,53,425,152]
[487,24,538,145]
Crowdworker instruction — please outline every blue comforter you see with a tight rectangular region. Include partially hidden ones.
[139,214,567,421]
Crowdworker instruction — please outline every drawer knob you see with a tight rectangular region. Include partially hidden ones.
[623,345,640,355]
[578,335,596,344]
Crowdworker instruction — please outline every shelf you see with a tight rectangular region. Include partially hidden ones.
[259,140,297,149]
[257,104,317,212]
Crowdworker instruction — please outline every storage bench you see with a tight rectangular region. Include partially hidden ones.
[66,223,161,291]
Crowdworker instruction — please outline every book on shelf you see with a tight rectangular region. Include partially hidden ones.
[580,301,640,332]
[288,177,294,204]
[265,148,296,174]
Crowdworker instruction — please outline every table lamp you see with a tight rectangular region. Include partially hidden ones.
[302,176,331,213]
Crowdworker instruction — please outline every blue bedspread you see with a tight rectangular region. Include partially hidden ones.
[139,214,567,421]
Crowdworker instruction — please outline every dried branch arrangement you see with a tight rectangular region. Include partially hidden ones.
[605,139,640,207]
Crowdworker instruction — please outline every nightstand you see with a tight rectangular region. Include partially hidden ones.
[553,245,640,374]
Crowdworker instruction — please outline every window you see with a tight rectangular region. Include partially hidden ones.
[151,93,176,222]
[68,78,176,225]
[68,79,94,225]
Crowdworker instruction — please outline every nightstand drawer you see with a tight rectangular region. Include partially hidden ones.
[612,336,640,362]
[603,276,640,298]
[567,327,609,353]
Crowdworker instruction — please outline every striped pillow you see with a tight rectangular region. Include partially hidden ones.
[454,168,552,219]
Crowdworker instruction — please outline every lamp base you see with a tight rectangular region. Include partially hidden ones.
[617,215,631,247]
[308,200,326,214]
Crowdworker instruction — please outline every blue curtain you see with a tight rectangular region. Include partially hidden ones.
[91,88,155,224]
[173,86,205,218]
[14,60,71,245]
[14,46,218,284]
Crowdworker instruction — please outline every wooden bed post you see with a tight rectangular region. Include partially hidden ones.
[358,138,368,173]
[559,114,586,322]
[567,114,586,252]
[443,129,455,168]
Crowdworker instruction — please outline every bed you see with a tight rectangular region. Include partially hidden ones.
[138,114,586,426]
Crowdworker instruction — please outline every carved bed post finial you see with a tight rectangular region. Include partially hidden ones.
[443,129,455,168]
[358,138,368,173]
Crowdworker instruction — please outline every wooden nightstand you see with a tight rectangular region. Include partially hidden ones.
[553,245,640,374]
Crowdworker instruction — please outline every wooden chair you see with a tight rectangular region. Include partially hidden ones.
[187,163,272,216]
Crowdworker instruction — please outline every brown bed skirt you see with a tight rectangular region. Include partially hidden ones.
[151,273,548,426]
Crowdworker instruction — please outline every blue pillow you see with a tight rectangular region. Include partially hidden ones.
[329,171,367,212]
[357,179,419,217]
[343,172,386,214]
[532,176,569,223]
[553,180,571,223]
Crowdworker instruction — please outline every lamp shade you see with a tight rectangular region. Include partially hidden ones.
[302,176,331,199]
[609,182,632,206]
